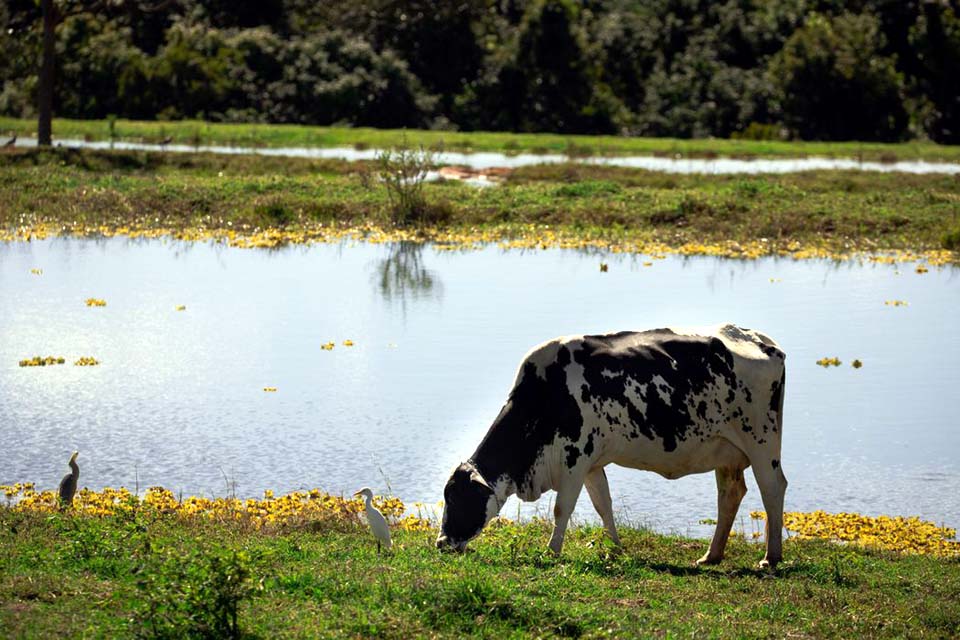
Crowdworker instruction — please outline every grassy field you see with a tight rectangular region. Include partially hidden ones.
[4,116,960,163]
[2,506,959,639]
[2,147,958,260]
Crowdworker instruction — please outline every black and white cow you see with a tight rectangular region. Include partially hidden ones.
[436,324,788,568]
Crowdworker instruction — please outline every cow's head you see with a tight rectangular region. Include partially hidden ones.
[436,462,499,552]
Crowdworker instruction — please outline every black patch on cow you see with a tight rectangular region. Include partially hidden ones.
[565,445,580,467]
[769,374,784,413]
[696,400,707,420]
[441,464,493,542]
[574,330,739,453]
[471,344,586,489]
[771,459,780,469]
[584,432,595,456]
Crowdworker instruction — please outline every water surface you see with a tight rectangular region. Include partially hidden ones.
[15,137,960,175]
[1,238,958,537]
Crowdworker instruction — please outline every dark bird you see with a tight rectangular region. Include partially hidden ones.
[159,135,174,146]
[58,451,79,509]
[2,135,15,147]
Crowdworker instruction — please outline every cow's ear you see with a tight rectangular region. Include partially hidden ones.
[469,468,493,493]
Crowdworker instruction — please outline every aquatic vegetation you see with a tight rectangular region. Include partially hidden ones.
[884,300,908,306]
[30,268,42,275]
[321,342,335,351]
[74,357,100,366]
[343,340,355,347]
[0,484,431,532]
[599,262,609,272]
[0,220,956,266]
[851,359,863,368]
[175,305,187,311]
[18,356,65,367]
[85,298,107,307]
[751,510,960,557]
[263,387,277,392]
[816,357,842,367]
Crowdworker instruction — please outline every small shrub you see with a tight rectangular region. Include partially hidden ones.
[554,180,622,198]
[376,145,437,225]
[134,547,260,640]
[942,227,960,250]
[253,201,295,227]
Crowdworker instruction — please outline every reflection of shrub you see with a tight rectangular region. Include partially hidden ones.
[135,548,259,640]
[376,146,436,225]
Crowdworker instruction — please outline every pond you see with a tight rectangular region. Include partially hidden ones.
[15,136,960,175]
[1,238,958,537]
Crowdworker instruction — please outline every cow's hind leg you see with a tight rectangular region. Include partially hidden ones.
[548,479,585,555]
[697,466,747,566]
[752,460,788,569]
[585,467,621,547]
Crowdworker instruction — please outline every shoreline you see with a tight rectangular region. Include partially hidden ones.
[4,116,960,163]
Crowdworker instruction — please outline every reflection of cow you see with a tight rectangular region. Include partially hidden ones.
[437,324,788,568]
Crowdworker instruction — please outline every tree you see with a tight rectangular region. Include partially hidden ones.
[769,11,908,141]
[910,1,960,143]
[458,0,625,133]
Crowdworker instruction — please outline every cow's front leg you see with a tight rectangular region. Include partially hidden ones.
[548,479,584,554]
[584,467,621,547]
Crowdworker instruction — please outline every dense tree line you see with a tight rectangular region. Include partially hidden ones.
[1,0,958,142]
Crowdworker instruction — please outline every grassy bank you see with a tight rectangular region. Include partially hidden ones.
[2,500,959,638]
[4,116,960,163]
[2,147,958,262]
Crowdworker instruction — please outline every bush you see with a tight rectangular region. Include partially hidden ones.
[942,228,960,251]
[135,547,259,640]
[376,145,436,225]
[769,12,908,141]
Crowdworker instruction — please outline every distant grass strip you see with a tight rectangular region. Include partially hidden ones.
[3,116,960,163]
[1,148,958,262]
[1,487,959,639]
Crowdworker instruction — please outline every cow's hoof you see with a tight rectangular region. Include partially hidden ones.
[696,553,722,566]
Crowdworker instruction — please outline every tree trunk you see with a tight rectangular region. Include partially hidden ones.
[38,0,56,147]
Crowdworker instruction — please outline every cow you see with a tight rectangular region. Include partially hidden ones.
[436,324,788,568]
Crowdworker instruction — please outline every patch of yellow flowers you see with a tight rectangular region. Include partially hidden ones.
[751,510,960,557]
[85,298,107,307]
[74,357,100,366]
[816,357,842,367]
[0,484,432,533]
[19,356,65,367]
[1,221,956,266]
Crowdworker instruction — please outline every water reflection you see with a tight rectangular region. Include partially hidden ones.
[1,237,959,534]
[372,242,442,308]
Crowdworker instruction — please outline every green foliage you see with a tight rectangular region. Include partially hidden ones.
[4,1,960,141]
[555,180,622,198]
[770,12,908,142]
[943,227,960,251]
[910,4,960,144]
[134,546,260,640]
[376,145,437,225]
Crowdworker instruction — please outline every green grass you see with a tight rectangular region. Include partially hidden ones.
[2,147,959,257]
[3,116,960,162]
[1,509,958,638]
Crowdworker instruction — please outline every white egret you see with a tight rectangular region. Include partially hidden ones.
[354,487,392,553]
[58,451,79,509]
